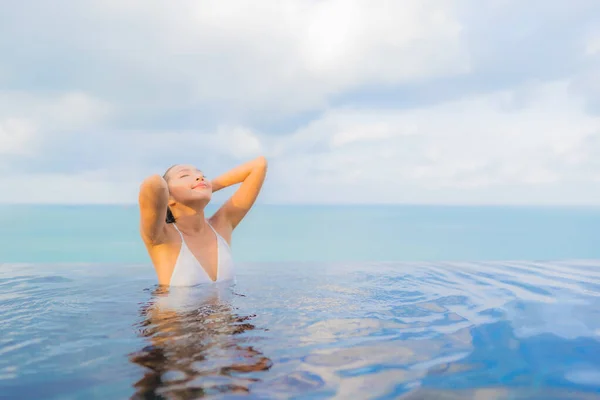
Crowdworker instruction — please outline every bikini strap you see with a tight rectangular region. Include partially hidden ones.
[206,221,222,238]
[172,223,183,238]
[174,221,221,242]
[206,221,230,248]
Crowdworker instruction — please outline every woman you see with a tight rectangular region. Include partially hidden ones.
[138,156,268,287]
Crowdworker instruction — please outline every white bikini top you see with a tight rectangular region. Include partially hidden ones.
[169,221,235,287]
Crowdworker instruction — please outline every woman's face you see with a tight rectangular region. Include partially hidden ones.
[164,164,212,205]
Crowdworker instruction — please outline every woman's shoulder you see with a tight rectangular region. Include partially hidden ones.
[208,214,233,246]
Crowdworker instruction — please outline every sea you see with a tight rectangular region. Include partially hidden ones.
[1,204,600,399]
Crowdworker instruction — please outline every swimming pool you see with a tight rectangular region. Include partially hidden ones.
[2,260,600,399]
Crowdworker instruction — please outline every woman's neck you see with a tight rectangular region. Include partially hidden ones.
[173,210,207,234]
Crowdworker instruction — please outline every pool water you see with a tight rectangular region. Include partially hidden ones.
[2,260,600,399]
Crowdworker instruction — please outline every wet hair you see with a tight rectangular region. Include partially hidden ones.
[163,165,178,224]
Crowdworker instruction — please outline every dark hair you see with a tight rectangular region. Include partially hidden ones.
[166,207,175,224]
[163,165,178,224]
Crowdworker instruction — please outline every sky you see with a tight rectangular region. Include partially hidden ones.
[1,0,600,205]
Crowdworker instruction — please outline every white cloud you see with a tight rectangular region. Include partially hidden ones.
[0,171,132,204]
[44,92,113,131]
[1,1,600,204]
[0,118,37,156]
[212,126,263,159]
[180,0,468,107]
[570,32,600,115]
[295,0,468,84]
[0,91,112,133]
[0,90,114,179]
[3,80,598,205]
[1,0,468,118]
[264,80,600,204]
[124,125,263,165]
[585,32,600,56]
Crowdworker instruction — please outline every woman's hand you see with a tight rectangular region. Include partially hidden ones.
[211,156,268,230]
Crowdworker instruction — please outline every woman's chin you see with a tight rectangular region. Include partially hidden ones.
[189,195,212,206]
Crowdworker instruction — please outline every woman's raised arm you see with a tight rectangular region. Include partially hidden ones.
[211,156,268,230]
[138,174,170,245]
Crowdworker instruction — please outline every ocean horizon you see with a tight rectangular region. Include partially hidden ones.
[1,203,599,265]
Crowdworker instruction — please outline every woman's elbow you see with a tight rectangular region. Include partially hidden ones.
[255,155,268,169]
[139,175,168,204]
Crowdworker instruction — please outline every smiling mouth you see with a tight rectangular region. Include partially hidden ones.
[192,182,208,190]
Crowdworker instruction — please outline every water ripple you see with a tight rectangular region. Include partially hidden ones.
[1,261,600,399]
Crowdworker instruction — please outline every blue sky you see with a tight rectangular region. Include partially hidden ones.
[1,0,599,204]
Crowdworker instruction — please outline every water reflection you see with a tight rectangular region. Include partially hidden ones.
[129,284,272,399]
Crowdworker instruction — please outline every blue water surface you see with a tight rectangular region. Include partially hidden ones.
[2,260,600,399]
[1,204,600,263]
